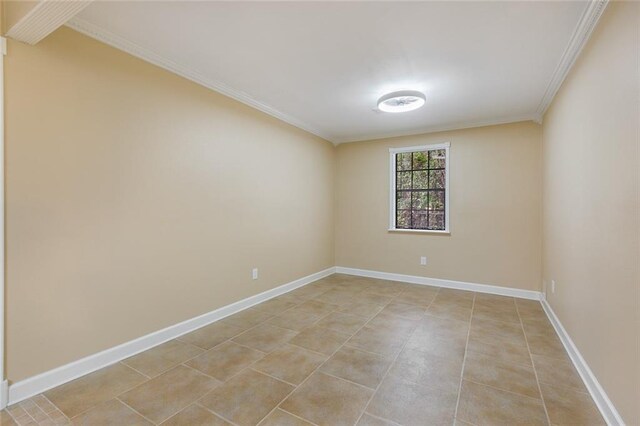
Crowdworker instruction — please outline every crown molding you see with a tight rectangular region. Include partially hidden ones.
[334,113,541,144]
[6,0,92,45]
[65,17,337,144]
[535,0,609,119]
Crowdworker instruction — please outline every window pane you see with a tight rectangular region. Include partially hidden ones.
[430,190,445,210]
[397,192,411,210]
[429,210,445,230]
[429,169,445,189]
[412,191,429,210]
[396,210,411,228]
[412,171,429,189]
[397,153,412,171]
[411,210,429,229]
[412,151,428,170]
[429,149,446,169]
[397,171,411,189]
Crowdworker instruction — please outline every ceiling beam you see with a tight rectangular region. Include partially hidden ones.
[5,0,92,45]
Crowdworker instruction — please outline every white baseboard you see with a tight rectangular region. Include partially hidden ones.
[541,297,624,426]
[7,267,336,406]
[335,266,542,300]
[0,380,8,409]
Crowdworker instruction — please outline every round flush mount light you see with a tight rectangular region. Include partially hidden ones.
[377,90,426,113]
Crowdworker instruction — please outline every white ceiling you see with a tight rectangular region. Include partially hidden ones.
[70,1,589,144]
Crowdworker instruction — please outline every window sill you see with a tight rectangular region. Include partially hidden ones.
[388,228,451,235]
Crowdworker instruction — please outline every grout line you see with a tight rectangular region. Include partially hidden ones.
[119,361,152,380]
[516,301,552,425]
[353,286,443,426]
[453,292,476,421]
[247,368,298,388]
[193,402,241,426]
[259,281,407,425]
[116,396,160,425]
[361,412,404,426]
[274,407,320,426]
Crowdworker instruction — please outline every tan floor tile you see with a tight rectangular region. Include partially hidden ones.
[366,311,420,336]
[379,302,425,321]
[540,383,604,425]
[366,374,458,426]
[294,300,339,317]
[437,288,475,302]
[426,300,473,322]
[289,325,351,355]
[0,411,17,426]
[258,409,314,426]
[70,399,151,425]
[287,285,328,300]
[357,293,394,306]
[122,339,203,377]
[44,363,147,418]
[346,326,408,357]
[252,345,326,385]
[474,294,517,310]
[178,321,246,350]
[404,317,468,360]
[392,291,436,307]
[387,347,463,388]
[119,365,219,424]
[470,316,526,343]
[186,341,264,381]
[432,293,474,309]
[250,298,299,315]
[356,413,397,426]
[365,285,404,297]
[200,369,294,426]
[457,380,547,425]
[162,404,232,426]
[526,333,567,359]
[523,317,557,338]
[315,312,368,334]
[223,309,274,329]
[533,354,586,392]
[232,324,298,353]
[32,395,57,414]
[473,303,521,323]
[336,301,384,319]
[281,372,373,426]
[516,299,546,320]
[467,332,532,366]
[267,308,325,331]
[463,351,540,398]
[320,346,392,389]
[313,288,360,306]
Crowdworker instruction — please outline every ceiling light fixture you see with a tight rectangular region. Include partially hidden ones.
[377,90,426,113]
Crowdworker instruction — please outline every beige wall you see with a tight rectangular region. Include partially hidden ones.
[2,1,38,33]
[541,1,639,423]
[4,27,335,382]
[335,121,542,291]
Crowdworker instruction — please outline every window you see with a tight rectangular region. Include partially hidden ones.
[389,143,450,233]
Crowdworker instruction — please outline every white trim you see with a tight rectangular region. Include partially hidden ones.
[389,143,450,233]
[535,0,609,118]
[541,297,625,426]
[65,17,336,144]
[7,267,336,405]
[335,114,539,145]
[6,0,92,45]
[0,36,6,410]
[335,266,542,301]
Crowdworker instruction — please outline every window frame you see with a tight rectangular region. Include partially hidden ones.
[388,142,451,234]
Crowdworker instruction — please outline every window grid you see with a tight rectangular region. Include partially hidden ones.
[395,150,446,231]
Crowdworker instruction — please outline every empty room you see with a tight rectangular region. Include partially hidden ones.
[0,0,637,425]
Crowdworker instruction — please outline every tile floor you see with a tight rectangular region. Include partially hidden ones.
[2,274,604,426]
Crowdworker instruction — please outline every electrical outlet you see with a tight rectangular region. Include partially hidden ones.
[252,268,258,280]
[420,256,427,265]
[551,279,556,294]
